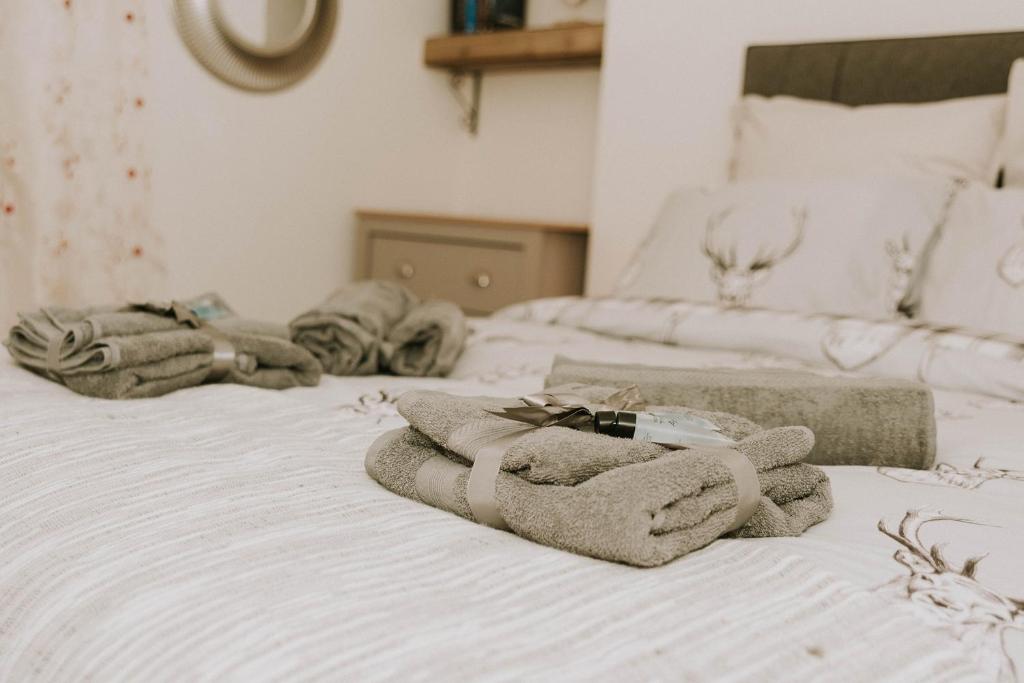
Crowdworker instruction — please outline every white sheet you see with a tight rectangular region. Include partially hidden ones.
[2,307,1022,682]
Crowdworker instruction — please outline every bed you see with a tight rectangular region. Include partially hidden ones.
[3,32,1024,682]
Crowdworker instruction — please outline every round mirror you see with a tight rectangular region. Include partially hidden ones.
[173,0,338,92]
[211,0,318,58]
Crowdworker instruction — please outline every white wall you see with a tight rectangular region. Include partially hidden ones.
[421,0,605,223]
[586,0,1024,294]
[152,0,603,322]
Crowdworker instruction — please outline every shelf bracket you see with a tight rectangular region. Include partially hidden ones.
[448,70,482,135]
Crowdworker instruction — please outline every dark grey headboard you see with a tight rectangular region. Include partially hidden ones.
[744,31,1024,105]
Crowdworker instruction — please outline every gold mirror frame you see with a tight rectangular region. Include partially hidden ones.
[172,0,339,92]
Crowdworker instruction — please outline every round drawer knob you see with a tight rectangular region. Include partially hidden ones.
[473,272,492,289]
[397,263,415,280]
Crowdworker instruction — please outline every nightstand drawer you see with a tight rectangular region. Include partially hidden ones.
[369,236,526,314]
[356,210,588,314]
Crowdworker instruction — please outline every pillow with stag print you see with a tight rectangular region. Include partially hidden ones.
[912,182,1024,336]
[616,177,961,319]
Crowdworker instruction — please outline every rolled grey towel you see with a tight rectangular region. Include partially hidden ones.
[289,280,418,375]
[365,425,832,567]
[5,306,321,399]
[396,384,762,485]
[547,357,936,469]
[382,300,467,377]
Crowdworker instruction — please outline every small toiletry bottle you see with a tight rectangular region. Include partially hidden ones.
[593,410,735,449]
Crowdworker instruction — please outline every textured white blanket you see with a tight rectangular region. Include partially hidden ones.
[2,310,1022,681]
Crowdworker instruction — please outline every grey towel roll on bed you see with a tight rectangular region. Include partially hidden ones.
[289,280,418,375]
[381,300,467,377]
[546,356,936,469]
[289,280,467,377]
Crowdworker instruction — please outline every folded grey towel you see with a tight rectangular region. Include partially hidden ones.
[289,281,418,375]
[382,300,467,377]
[547,357,936,469]
[366,425,832,567]
[5,306,321,399]
[396,384,762,485]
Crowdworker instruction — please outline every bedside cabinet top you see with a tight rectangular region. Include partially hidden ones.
[356,209,588,235]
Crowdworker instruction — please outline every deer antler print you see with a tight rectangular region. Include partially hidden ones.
[701,206,806,307]
[884,234,916,316]
[337,390,400,424]
[878,509,987,576]
[997,216,1024,288]
[878,509,1024,682]
[878,459,1024,490]
[748,207,807,271]
[701,207,738,272]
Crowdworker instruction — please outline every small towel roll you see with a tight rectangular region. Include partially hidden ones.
[289,280,418,375]
[396,383,762,485]
[546,357,936,469]
[382,300,467,377]
[290,281,467,377]
[365,425,832,567]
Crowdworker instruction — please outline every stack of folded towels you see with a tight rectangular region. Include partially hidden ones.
[5,301,321,399]
[366,383,833,567]
[289,280,467,377]
[4,280,470,399]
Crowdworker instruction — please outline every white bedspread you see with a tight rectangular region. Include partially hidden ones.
[2,306,1022,682]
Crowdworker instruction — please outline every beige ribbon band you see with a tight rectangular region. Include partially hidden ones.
[464,431,524,530]
[130,300,237,382]
[44,329,66,380]
[38,308,71,381]
[521,391,591,407]
[448,419,534,531]
[704,447,761,532]
[203,326,237,383]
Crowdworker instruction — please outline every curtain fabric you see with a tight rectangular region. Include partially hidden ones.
[0,0,165,328]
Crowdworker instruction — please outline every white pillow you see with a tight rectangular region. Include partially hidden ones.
[616,177,962,319]
[915,182,1024,336]
[731,94,1005,184]
[1001,58,1024,188]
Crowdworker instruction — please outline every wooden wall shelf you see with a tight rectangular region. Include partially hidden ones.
[424,23,603,71]
[423,24,604,134]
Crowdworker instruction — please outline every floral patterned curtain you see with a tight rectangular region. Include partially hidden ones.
[0,0,165,328]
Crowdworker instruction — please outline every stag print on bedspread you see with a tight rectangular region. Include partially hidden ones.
[879,460,1024,490]
[700,206,806,307]
[878,509,1024,682]
[998,217,1024,288]
[885,235,916,317]
[820,318,911,371]
[336,391,401,424]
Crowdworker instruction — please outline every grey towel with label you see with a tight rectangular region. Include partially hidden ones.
[365,425,832,567]
[5,306,321,399]
[546,357,936,469]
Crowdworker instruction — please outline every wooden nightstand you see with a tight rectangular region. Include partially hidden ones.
[355,210,588,315]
